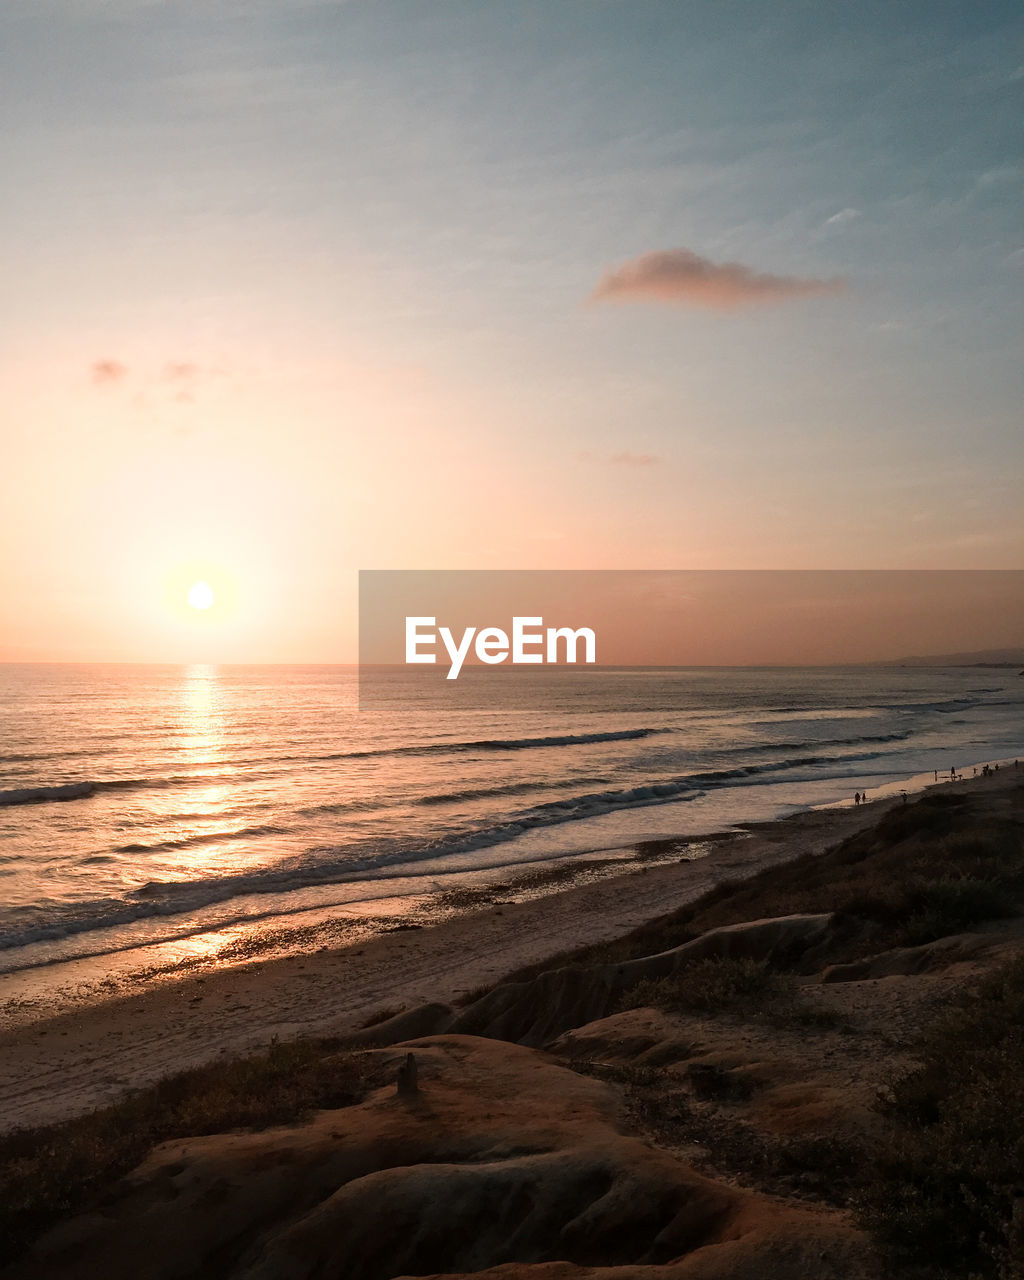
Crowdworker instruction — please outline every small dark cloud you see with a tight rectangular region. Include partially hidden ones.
[591,248,845,310]
[163,362,202,402]
[579,450,662,466]
[609,451,660,466]
[89,358,217,402]
[91,359,128,385]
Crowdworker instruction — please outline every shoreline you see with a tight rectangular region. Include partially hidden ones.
[0,753,1013,1012]
[1,761,1015,1133]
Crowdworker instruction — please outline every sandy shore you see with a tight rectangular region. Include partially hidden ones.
[0,786,922,1133]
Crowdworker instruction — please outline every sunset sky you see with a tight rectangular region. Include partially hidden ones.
[2,1,1021,662]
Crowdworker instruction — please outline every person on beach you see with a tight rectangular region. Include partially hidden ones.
[854,792,861,805]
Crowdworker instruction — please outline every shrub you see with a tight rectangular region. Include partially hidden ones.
[480,788,1024,989]
[860,953,1024,1279]
[0,1037,373,1267]
[621,956,784,1016]
[360,1004,404,1027]
[902,877,1014,946]
[686,1061,757,1102]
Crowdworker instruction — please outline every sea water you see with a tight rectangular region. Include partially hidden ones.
[1,663,1021,982]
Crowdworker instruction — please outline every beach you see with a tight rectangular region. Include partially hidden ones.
[0,767,1003,1134]
[4,762,1022,1280]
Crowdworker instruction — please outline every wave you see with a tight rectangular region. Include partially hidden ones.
[0,782,97,806]
[759,695,1008,718]
[0,749,101,766]
[17,702,1005,816]
[0,769,275,807]
[722,730,911,758]
[325,727,673,760]
[895,695,1018,715]
[415,776,613,807]
[114,824,291,857]
[306,725,907,774]
[0,740,911,953]
[0,768,714,952]
[0,728,673,808]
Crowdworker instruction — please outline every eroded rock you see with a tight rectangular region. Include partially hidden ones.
[15,1035,876,1280]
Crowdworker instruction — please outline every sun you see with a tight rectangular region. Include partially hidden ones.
[187,580,215,611]
[161,564,238,630]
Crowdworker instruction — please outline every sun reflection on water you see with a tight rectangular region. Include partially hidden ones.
[170,665,240,874]
[182,664,228,789]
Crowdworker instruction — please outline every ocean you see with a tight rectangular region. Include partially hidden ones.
[1,663,1022,986]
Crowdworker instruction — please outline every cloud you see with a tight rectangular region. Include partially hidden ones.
[88,357,221,405]
[579,450,661,466]
[163,362,202,402]
[976,165,1020,187]
[91,359,128,385]
[590,248,845,310]
[608,451,660,466]
[826,207,861,226]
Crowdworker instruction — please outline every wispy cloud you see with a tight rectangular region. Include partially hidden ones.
[825,207,861,226]
[590,248,845,310]
[580,450,661,466]
[976,165,1020,188]
[91,359,128,385]
[608,451,660,466]
[162,361,202,402]
[88,358,221,405]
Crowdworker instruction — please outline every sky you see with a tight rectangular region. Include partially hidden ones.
[1,1,1021,662]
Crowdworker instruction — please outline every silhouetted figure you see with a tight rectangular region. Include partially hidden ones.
[854,792,861,805]
[397,1052,418,1097]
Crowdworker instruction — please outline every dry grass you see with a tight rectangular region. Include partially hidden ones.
[499,787,1024,990]
[620,956,785,1016]
[359,1004,404,1027]
[0,1037,374,1267]
[860,951,1024,1280]
[686,796,1022,944]
[569,1056,864,1208]
[619,957,848,1033]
